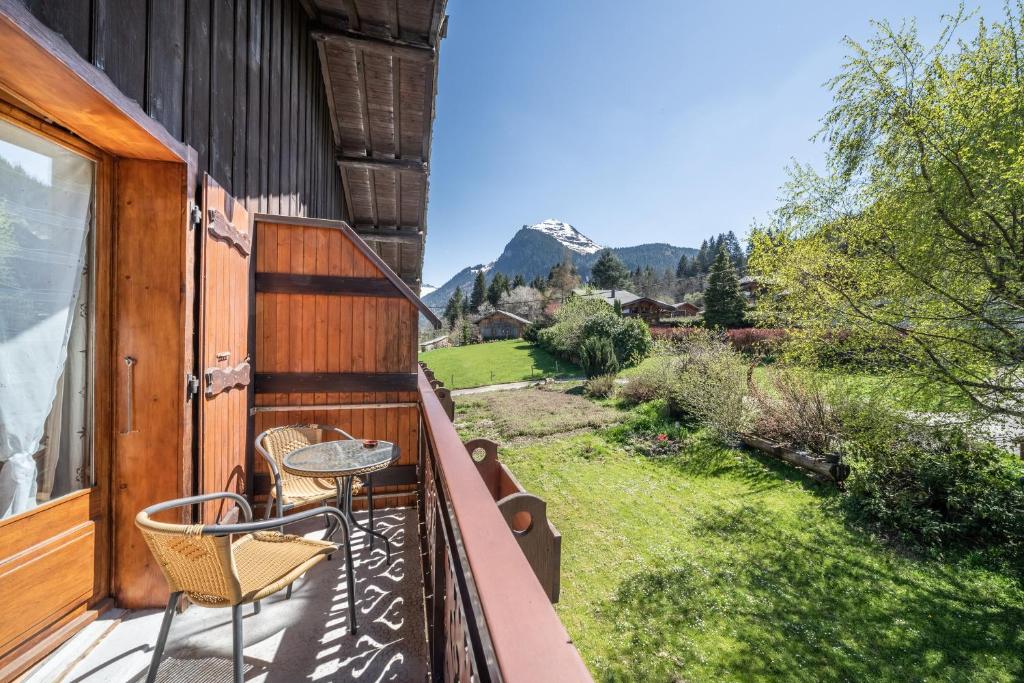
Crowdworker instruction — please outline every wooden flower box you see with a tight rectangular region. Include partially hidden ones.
[463,438,562,603]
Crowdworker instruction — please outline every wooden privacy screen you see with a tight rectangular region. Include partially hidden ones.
[253,215,431,508]
[198,176,252,522]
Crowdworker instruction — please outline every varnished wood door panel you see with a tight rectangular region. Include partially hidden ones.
[0,518,94,656]
[198,175,252,522]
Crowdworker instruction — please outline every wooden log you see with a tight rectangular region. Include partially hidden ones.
[739,433,850,485]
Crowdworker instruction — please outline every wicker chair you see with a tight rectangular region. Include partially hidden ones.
[255,424,363,519]
[136,492,355,683]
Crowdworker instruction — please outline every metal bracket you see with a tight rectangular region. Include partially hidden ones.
[186,373,200,401]
[189,204,202,230]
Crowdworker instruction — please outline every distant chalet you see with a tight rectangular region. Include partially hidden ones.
[477,310,531,340]
[573,288,674,323]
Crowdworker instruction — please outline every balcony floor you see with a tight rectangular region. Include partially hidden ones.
[28,508,426,682]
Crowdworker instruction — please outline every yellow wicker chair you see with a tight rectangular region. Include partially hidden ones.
[256,423,392,566]
[255,424,364,519]
[136,492,354,683]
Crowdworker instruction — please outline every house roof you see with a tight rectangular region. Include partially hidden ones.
[573,288,641,306]
[307,0,448,291]
[480,310,531,325]
[621,296,675,311]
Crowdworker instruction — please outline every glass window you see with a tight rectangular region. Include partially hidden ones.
[0,117,95,519]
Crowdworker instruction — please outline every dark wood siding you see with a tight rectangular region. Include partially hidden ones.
[22,0,343,218]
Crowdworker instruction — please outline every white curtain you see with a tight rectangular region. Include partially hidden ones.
[0,118,94,519]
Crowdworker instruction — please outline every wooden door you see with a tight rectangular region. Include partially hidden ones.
[197,175,252,522]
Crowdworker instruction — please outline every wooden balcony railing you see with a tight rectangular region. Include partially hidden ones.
[416,369,591,682]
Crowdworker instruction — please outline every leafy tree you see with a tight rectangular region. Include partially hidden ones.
[546,256,580,295]
[751,4,1024,418]
[500,286,543,320]
[590,249,630,289]
[703,246,746,328]
[443,286,464,327]
[469,270,486,312]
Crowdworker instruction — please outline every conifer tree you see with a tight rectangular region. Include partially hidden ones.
[444,287,465,327]
[590,249,630,289]
[512,273,526,288]
[703,246,746,328]
[469,270,486,312]
[486,272,509,306]
[675,254,688,279]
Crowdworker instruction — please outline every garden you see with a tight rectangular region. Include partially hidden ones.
[454,375,1024,682]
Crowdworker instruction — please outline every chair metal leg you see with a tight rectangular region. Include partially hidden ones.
[337,510,358,635]
[146,591,181,683]
[232,604,244,683]
[286,583,293,599]
[253,600,261,614]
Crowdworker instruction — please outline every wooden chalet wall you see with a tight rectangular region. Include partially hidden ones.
[23,0,343,218]
[253,215,422,508]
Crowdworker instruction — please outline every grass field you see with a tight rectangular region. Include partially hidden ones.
[455,389,1024,682]
[418,340,579,389]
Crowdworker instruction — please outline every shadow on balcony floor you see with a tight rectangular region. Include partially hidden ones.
[33,508,426,682]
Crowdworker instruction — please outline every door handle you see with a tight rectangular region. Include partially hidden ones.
[122,356,136,434]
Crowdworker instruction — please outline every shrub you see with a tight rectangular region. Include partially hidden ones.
[612,317,654,365]
[840,407,1024,556]
[650,326,787,355]
[522,321,548,343]
[584,374,617,399]
[665,331,749,442]
[579,337,619,378]
[537,296,653,368]
[748,370,843,454]
[726,328,788,354]
[619,358,672,405]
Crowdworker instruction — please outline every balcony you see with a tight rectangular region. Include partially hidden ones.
[27,371,589,682]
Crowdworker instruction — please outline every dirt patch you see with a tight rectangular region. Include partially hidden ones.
[455,387,621,441]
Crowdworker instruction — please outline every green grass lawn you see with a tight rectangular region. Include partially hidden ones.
[455,390,1024,682]
[419,340,579,389]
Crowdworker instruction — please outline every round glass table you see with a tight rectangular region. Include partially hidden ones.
[283,439,400,561]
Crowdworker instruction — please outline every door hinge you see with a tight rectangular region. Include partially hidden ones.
[189,204,202,230]
[186,373,200,401]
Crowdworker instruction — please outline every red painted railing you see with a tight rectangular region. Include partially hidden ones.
[416,369,591,682]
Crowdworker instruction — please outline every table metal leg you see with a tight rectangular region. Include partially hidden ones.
[344,475,392,564]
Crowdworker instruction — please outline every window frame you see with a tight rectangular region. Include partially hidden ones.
[0,95,113,522]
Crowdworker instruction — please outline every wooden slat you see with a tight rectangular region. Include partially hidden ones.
[256,272,404,296]
[255,372,417,393]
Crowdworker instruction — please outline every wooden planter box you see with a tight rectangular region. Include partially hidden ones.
[463,438,562,603]
[739,433,850,486]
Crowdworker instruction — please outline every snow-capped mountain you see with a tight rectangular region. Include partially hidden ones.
[422,219,697,311]
[526,219,603,255]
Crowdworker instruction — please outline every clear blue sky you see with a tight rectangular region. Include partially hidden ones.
[423,0,1002,286]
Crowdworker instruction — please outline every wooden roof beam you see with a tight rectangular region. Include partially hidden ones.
[311,25,434,62]
[355,228,424,244]
[337,155,428,173]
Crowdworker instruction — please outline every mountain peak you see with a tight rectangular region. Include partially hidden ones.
[525,219,603,255]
